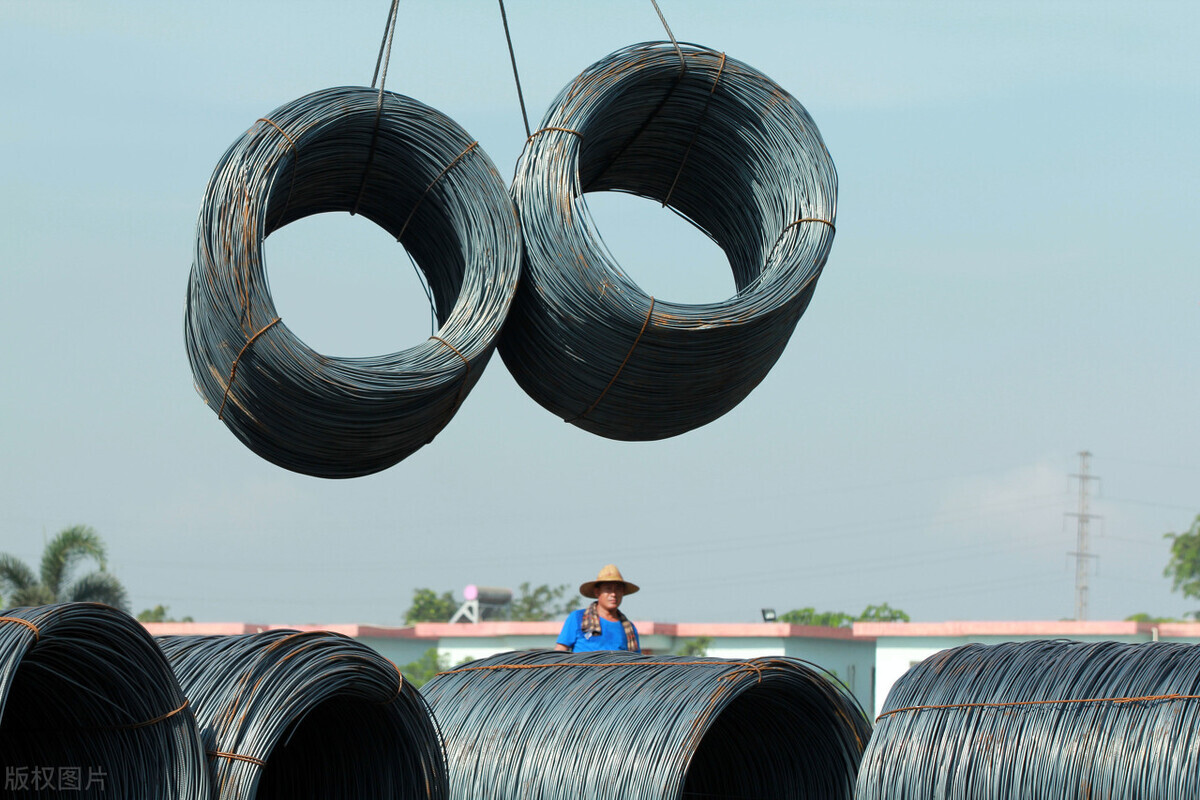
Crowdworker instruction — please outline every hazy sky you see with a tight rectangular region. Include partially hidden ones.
[1,1,1196,626]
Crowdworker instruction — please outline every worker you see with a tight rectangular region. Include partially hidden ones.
[555,564,641,653]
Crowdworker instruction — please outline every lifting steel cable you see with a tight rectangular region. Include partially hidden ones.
[185,85,521,478]
[157,629,448,800]
[499,41,837,441]
[0,603,208,799]
[422,650,869,800]
[858,640,1200,799]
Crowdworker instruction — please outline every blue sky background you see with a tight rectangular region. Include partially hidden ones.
[1,1,1196,624]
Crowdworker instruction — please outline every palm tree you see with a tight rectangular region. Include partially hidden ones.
[0,524,129,611]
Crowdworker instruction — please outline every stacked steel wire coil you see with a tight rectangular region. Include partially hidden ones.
[0,603,208,799]
[185,86,521,478]
[157,629,447,800]
[858,640,1200,799]
[421,649,869,800]
[501,41,837,440]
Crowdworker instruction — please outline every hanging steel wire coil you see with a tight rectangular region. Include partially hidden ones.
[421,649,869,800]
[157,629,448,800]
[185,86,521,478]
[500,41,837,441]
[858,640,1200,799]
[0,603,208,799]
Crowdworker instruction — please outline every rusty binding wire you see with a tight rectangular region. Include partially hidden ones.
[500,41,837,441]
[422,649,869,800]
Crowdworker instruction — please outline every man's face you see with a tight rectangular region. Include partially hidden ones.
[595,581,624,613]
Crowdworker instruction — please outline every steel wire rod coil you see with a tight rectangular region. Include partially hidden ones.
[0,602,208,799]
[421,649,869,800]
[185,86,521,478]
[157,629,448,800]
[500,41,837,440]
[858,640,1200,799]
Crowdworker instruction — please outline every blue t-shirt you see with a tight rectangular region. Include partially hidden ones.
[556,609,640,652]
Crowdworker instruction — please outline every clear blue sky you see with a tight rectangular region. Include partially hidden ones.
[1,1,1196,625]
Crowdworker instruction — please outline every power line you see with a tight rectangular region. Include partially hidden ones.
[1102,496,1198,513]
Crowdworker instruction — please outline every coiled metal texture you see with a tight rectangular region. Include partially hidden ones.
[501,41,837,440]
[157,629,448,800]
[0,603,208,799]
[186,86,521,478]
[858,640,1200,799]
[421,649,869,800]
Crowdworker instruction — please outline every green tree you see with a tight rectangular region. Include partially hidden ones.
[1125,612,1180,624]
[400,647,449,689]
[509,582,580,621]
[137,604,194,623]
[675,636,712,657]
[0,525,129,611]
[404,588,458,624]
[779,603,911,627]
[779,607,855,628]
[1165,514,1200,613]
[857,602,911,623]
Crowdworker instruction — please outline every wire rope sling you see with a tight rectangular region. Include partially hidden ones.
[185,86,521,478]
[422,649,870,800]
[499,41,837,441]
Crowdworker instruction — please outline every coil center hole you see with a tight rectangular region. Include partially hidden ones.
[264,212,437,357]
[585,191,735,304]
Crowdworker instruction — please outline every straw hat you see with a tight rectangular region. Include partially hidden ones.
[579,564,640,598]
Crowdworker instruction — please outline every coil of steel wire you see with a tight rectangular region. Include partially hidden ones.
[185,86,521,478]
[858,640,1200,799]
[421,649,869,800]
[157,629,447,800]
[500,41,837,441]
[0,603,208,799]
